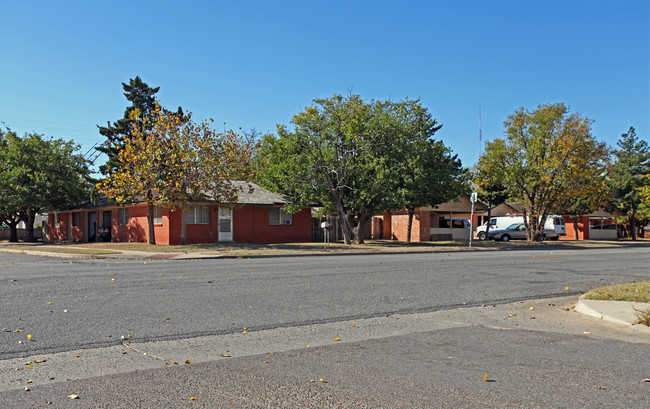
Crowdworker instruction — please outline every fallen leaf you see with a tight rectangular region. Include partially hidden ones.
[185,360,191,364]
[351,324,357,327]
[268,351,274,354]
[24,387,30,391]
[189,397,197,401]
[68,394,80,399]
[319,377,328,383]
[483,374,488,382]
[333,338,340,341]
[27,334,31,340]
[304,345,310,348]
[642,379,650,382]
[220,353,231,357]
[46,302,54,305]
[529,306,534,310]
[584,331,591,335]
[565,287,568,290]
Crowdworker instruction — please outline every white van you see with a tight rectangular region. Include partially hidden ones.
[476,215,566,240]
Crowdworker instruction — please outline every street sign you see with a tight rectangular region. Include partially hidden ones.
[470,192,477,203]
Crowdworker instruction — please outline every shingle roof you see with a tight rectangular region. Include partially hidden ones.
[221,181,288,206]
[53,181,289,212]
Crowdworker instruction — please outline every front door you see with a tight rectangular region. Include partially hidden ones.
[218,207,233,242]
[101,211,112,242]
[88,212,96,242]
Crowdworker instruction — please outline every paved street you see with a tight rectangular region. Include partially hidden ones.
[1,247,649,407]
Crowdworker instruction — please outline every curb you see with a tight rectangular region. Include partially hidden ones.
[575,299,631,326]
[575,297,650,331]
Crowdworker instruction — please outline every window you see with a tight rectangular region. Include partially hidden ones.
[153,206,163,224]
[72,213,81,227]
[184,205,210,224]
[269,207,292,225]
[54,213,60,228]
[439,219,468,229]
[118,208,129,225]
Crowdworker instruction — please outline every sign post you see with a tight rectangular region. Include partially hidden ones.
[321,221,331,250]
[469,192,477,248]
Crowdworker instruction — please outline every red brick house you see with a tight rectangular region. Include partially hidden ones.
[44,182,312,245]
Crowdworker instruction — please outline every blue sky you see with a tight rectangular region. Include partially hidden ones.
[1,1,648,172]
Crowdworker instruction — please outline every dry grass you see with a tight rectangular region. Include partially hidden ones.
[634,305,650,326]
[583,281,650,303]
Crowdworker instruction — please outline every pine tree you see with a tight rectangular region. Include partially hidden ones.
[97,76,184,175]
[609,127,650,240]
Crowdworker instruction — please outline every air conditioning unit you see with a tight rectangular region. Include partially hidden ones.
[284,219,292,225]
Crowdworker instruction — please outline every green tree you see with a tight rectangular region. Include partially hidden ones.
[610,127,650,240]
[0,128,91,241]
[473,159,509,240]
[260,94,466,244]
[385,99,467,242]
[480,103,608,242]
[97,102,255,244]
[97,76,185,175]
[0,128,22,242]
[261,94,402,244]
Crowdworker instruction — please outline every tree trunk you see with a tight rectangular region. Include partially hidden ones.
[335,201,353,245]
[406,207,415,243]
[572,215,579,240]
[485,208,493,237]
[146,203,156,245]
[630,205,637,241]
[181,208,187,245]
[352,213,367,244]
[24,209,37,242]
[6,218,19,242]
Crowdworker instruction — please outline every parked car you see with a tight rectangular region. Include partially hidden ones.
[477,215,564,240]
[487,223,529,241]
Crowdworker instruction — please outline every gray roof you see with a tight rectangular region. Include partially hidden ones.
[224,181,288,206]
[55,181,289,212]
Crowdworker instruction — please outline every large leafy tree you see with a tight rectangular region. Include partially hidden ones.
[97,76,185,175]
[480,103,608,242]
[0,128,91,241]
[0,128,22,242]
[385,99,467,242]
[473,159,509,240]
[260,94,465,244]
[261,95,390,244]
[97,102,255,244]
[610,127,650,240]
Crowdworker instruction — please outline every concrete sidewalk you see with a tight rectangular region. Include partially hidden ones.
[576,297,650,331]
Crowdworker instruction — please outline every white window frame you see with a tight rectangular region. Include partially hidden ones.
[118,208,129,226]
[269,207,292,225]
[184,205,210,224]
[153,206,163,224]
[54,213,61,228]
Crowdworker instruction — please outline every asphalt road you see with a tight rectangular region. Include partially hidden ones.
[1,247,648,359]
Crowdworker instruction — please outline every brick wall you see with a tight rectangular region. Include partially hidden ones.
[234,206,312,243]
[389,210,431,242]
